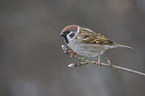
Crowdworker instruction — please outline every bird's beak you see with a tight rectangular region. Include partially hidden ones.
[59,33,65,37]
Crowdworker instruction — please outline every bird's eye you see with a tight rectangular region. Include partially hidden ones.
[66,31,70,34]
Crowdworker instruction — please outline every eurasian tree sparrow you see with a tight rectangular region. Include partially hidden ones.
[59,25,133,66]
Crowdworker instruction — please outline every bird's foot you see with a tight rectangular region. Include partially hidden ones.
[95,54,101,67]
[95,62,101,67]
[70,51,77,58]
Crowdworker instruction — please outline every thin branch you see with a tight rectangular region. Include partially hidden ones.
[61,45,145,76]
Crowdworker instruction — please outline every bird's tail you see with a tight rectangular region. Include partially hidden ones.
[116,44,133,49]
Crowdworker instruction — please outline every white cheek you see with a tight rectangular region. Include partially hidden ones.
[66,32,76,43]
[66,34,72,42]
[67,26,80,43]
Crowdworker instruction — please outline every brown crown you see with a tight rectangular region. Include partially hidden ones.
[61,25,78,33]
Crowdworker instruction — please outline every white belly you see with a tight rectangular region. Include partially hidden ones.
[68,40,107,57]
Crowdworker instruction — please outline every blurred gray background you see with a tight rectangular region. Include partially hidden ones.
[0,0,145,96]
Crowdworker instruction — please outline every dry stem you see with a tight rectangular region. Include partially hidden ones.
[61,45,145,76]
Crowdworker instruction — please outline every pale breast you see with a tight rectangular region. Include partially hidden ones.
[68,40,107,57]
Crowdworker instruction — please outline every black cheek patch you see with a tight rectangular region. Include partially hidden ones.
[69,32,75,38]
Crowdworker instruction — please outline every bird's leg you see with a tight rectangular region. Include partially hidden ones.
[70,51,77,58]
[95,54,101,67]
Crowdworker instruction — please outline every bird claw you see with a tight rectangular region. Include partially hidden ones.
[95,62,101,67]
[70,51,77,58]
[95,54,101,67]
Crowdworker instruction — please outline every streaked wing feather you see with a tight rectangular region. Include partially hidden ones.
[78,27,115,45]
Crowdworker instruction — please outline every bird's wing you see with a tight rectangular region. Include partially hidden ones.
[77,27,115,45]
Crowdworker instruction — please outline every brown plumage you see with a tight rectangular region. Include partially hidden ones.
[59,25,133,58]
[78,27,115,45]
[61,25,78,33]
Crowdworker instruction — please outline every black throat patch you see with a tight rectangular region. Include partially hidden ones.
[63,36,69,44]
[62,31,70,44]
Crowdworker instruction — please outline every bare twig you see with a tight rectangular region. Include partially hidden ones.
[61,45,145,76]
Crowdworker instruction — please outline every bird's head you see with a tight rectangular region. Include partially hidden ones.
[59,25,80,44]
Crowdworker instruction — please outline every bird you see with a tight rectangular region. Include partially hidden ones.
[59,25,133,66]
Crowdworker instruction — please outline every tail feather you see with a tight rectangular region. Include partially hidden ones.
[116,44,133,49]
